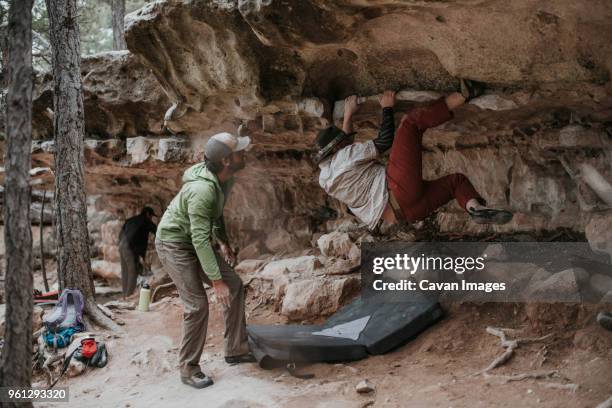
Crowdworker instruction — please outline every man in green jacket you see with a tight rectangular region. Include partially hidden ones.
[155,131,255,389]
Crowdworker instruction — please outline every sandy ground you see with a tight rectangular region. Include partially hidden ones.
[36,293,612,408]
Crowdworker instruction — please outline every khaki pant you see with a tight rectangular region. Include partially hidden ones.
[155,239,249,377]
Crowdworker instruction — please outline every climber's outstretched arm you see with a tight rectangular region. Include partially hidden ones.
[342,95,358,134]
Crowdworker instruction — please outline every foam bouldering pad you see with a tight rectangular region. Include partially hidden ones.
[247,293,443,367]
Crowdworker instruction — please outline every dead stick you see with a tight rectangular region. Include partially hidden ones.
[151,281,176,303]
[484,370,558,383]
[40,190,50,292]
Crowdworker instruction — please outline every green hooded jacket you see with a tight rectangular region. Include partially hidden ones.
[156,163,232,281]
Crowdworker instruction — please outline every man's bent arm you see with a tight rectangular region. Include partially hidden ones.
[187,191,222,281]
[373,107,395,153]
[212,215,229,244]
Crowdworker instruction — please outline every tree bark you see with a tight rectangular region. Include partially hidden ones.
[46,0,118,330]
[1,0,35,404]
[111,0,126,50]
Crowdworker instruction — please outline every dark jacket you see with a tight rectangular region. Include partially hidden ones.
[372,107,396,153]
[119,213,157,258]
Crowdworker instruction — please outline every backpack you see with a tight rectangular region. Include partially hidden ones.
[43,288,85,333]
[42,289,86,349]
[42,326,81,349]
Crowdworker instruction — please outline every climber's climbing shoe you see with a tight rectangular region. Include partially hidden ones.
[460,78,486,101]
[597,311,612,331]
[468,208,513,225]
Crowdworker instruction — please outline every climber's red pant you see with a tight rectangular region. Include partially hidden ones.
[386,97,484,222]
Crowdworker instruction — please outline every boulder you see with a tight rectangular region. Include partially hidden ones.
[235,259,266,275]
[525,268,580,302]
[238,240,264,261]
[469,94,518,111]
[586,211,612,261]
[317,231,357,259]
[259,256,321,279]
[355,379,375,394]
[590,274,612,298]
[264,228,303,254]
[126,136,154,165]
[257,256,323,302]
[91,260,122,281]
[281,276,359,320]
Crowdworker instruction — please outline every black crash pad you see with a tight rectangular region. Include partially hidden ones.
[247,293,443,368]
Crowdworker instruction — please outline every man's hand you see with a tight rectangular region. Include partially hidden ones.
[218,241,236,267]
[344,95,359,118]
[379,90,396,108]
[212,279,231,308]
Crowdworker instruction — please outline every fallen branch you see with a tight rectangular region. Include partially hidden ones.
[483,370,558,383]
[475,327,552,376]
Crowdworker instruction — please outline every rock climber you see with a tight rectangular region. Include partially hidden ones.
[119,206,157,297]
[155,131,255,389]
[314,81,513,233]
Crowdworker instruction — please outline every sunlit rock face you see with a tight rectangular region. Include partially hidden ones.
[16,0,612,265]
[125,0,612,135]
[32,51,169,139]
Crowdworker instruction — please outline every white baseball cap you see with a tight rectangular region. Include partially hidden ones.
[205,132,251,162]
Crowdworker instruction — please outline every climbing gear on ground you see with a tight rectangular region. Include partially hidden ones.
[42,326,82,349]
[224,353,257,365]
[468,207,513,225]
[74,338,108,368]
[49,338,108,389]
[314,126,356,164]
[43,288,85,332]
[460,78,486,101]
[181,372,214,389]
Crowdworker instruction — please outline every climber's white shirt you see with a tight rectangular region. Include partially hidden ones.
[318,140,388,230]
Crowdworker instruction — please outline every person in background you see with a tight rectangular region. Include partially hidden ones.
[155,131,255,389]
[119,206,157,297]
[315,82,513,233]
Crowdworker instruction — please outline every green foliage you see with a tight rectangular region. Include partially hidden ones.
[0,0,149,72]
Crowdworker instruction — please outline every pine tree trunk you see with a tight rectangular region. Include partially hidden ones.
[46,0,119,330]
[1,0,35,404]
[111,0,126,50]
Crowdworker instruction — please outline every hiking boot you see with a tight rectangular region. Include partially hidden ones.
[597,311,612,331]
[460,78,486,101]
[468,208,513,225]
[225,354,257,365]
[181,372,214,389]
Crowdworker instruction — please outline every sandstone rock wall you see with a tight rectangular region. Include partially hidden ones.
[5,0,612,270]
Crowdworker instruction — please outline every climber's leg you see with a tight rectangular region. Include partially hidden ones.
[386,96,456,206]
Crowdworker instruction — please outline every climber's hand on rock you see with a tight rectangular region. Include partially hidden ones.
[379,90,396,108]
[213,279,231,308]
[344,95,359,117]
[219,241,236,267]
